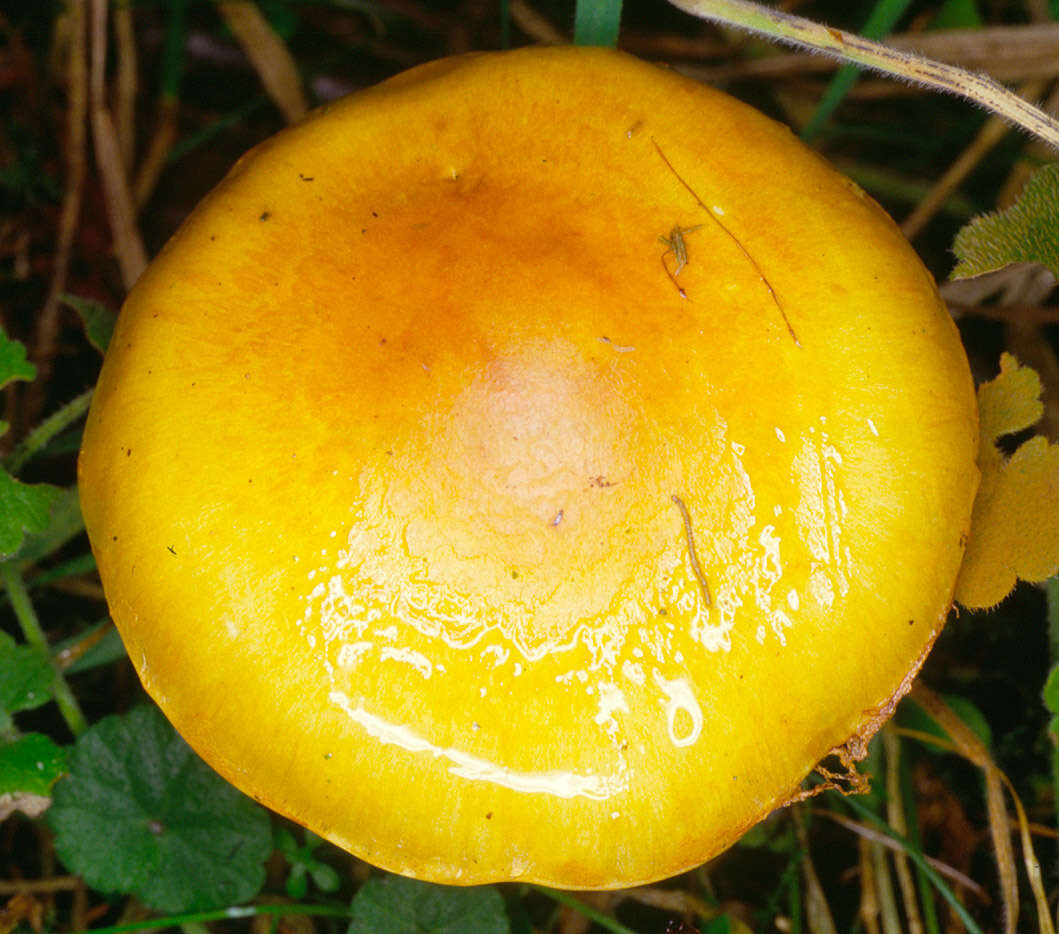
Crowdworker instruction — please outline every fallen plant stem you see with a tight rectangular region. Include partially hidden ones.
[53,619,112,671]
[883,729,925,934]
[793,808,839,934]
[666,0,1059,153]
[836,793,985,934]
[529,886,641,934]
[909,684,1056,934]
[0,876,83,895]
[812,808,984,897]
[870,837,902,934]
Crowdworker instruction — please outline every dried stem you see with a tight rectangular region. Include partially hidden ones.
[90,0,147,290]
[31,0,88,423]
[113,0,138,169]
[216,1,308,123]
[667,0,1059,153]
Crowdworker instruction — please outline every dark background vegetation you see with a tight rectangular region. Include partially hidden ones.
[3,1,1059,932]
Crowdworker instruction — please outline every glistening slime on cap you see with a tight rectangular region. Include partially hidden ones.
[79,46,984,889]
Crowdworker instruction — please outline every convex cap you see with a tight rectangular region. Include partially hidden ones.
[81,46,1000,888]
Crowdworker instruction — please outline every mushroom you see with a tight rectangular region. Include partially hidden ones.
[78,46,986,888]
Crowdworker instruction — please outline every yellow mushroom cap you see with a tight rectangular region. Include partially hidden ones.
[78,46,979,888]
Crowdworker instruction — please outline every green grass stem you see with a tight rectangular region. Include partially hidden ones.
[838,794,982,934]
[2,560,87,736]
[5,387,93,475]
[70,903,350,934]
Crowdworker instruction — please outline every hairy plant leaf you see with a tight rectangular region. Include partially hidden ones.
[0,731,66,796]
[0,631,53,719]
[348,874,510,934]
[0,471,64,559]
[955,354,1059,607]
[951,164,1059,280]
[48,705,271,912]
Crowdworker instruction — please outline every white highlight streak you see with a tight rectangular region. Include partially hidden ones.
[330,692,628,800]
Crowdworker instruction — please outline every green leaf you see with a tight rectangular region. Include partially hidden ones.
[1045,664,1059,716]
[0,731,67,796]
[348,875,510,934]
[61,293,117,355]
[0,470,64,559]
[0,331,35,438]
[47,705,271,912]
[278,828,341,899]
[11,485,84,564]
[0,631,54,718]
[952,163,1059,280]
[1045,576,1059,833]
[572,0,622,47]
[0,330,36,393]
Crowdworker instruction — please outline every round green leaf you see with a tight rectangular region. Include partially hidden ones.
[48,705,271,912]
[348,875,510,934]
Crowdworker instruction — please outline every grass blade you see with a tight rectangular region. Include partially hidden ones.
[573,0,623,46]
